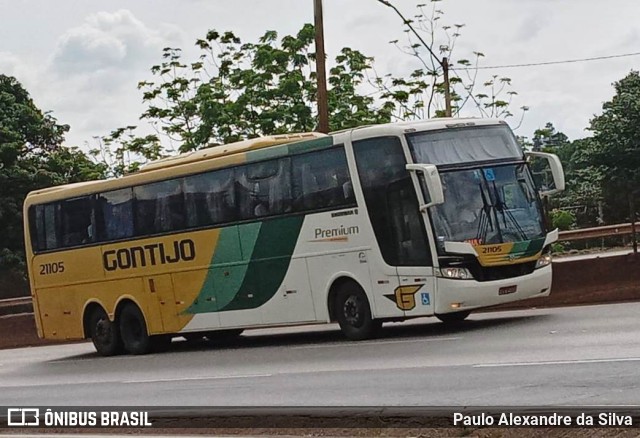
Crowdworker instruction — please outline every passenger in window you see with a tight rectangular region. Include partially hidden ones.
[84,224,94,243]
[342,180,353,201]
[254,201,269,217]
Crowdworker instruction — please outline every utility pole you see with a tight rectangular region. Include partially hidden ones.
[376,0,453,118]
[442,57,452,117]
[314,0,329,133]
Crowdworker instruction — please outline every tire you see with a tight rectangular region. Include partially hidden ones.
[436,311,471,324]
[204,329,244,342]
[335,282,381,341]
[88,307,123,357]
[119,302,152,355]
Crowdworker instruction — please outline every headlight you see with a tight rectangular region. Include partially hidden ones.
[436,267,473,280]
[535,252,552,269]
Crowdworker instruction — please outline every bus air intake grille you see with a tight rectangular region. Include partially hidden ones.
[468,261,536,282]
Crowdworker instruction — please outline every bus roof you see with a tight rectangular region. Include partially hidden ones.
[139,132,325,173]
[24,132,331,204]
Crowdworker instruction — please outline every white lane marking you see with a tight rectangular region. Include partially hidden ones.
[123,373,272,384]
[474,357,640,368]
[292,336,461,349]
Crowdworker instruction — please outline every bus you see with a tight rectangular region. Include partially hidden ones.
[23,118,564,356]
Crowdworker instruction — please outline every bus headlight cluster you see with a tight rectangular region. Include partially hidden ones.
[535,252,552,269]
[436,267,473,280]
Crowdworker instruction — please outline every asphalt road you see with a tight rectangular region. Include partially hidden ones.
[2,302,640,407]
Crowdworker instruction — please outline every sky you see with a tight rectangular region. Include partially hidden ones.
[1,0,639,150]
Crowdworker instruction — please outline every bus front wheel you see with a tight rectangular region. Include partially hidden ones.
[119,303,152,355]
[335,283,381,341]
[436,311,471,324]
[88,307,123,356]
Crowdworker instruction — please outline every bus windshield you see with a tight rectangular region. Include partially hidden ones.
[428,164,545,247]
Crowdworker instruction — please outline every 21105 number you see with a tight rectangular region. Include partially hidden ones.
[39,262,65,275]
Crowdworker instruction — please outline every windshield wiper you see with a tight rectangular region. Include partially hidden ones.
[475,183,494,243]
[491,180,527,240]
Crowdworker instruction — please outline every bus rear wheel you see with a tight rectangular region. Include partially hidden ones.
[119,303,153,355]
[88,307,123,356]
[436,311,471,324]
[335,283,381,341]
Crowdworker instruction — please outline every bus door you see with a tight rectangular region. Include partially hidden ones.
[386,177,436,317]
[352,133,438,318]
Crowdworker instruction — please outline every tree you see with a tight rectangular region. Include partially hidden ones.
[99,12,526,174]
[532,122,569,151]
[90,126,162,177]
[0,75,104,276]
[124,24,392,156]
[374,0,527,122]
[523,122,604,227]
[587,71,640,223]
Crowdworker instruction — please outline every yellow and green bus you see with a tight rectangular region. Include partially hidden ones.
[23,119,564,355]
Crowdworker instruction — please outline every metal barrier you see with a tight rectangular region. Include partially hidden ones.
[558,223,634,242]
[0,297,33,316]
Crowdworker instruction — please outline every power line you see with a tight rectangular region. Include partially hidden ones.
[451,51,640,70]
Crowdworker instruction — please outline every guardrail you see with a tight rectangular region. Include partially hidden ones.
[558,223,635,242]
[0,297,33,316]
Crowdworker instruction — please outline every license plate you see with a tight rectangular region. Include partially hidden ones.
[499,285,517,295]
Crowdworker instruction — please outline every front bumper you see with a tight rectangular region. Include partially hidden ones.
[434,264,552,314]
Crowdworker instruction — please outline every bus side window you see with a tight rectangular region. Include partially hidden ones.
[43,203,60,250]
[97,189,134,241]
[291,147,354,211]
[386,179,430,266]
[60,197,94,247]
[134,180,185,235]
[236,158,292,220]
[184,168,236,227]
[353,136,431,267]
[30,205,45,252]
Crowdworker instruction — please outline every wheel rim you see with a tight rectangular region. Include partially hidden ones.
[343,294,364,328]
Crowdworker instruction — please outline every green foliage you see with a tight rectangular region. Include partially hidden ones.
[524,123,604,227]
[0,74,105,272]
[90,126,162,177]
[551,242,565,254]
[115,23,392,160]
[587,70,640,223]
[532,122,569,151]
[538,72,640,227]
[549,209,576,231]
[98,5,530,174]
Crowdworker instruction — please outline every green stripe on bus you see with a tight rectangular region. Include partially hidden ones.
[238,222,262,260]
[186,216,304,314]
[287,136,333,155]
[185,225,259,314]
[246,136,334,162]
[220,215,305,311]
[508,237,545,260]
[524,237,545,256]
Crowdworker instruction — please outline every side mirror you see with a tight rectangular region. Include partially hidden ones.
[525,151,565,196]
[405,163,444,210]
